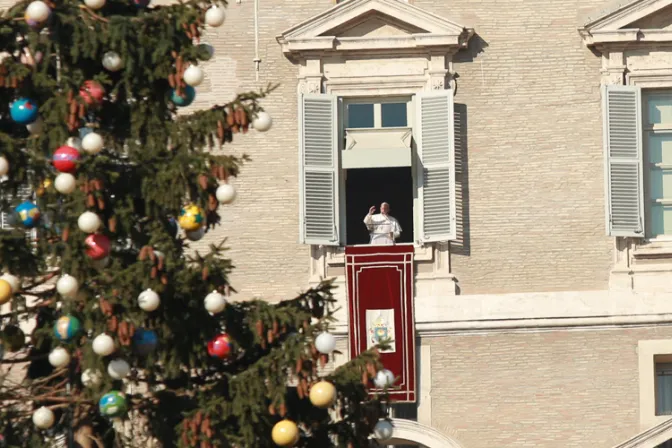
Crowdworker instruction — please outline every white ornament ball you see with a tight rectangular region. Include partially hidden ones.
[373,369,395,388]
[373,420,394,442]
[186,227,204,241]
[56,274,79,298]
[102,51,123,72]
[48,347,70,368]
[78,211,102,233]
[26,117,43,135]
[215,183,236,204]
[54,173,77,194]
[81,368,102,387]
[314,332,336,354]
[82,132,104,154]
[32,407,55,429]
[107,358,130,379]
[0,156,8,176]
[204,290,227,314]
[92,333,116,356]
[83,0,105,10]
[183,65,204,87]
[138,289,160,312]
[66,137,82,152]
[26,1,51,23]
[1,273,20,293]
[205,6,226,27]
[252,111,272,132]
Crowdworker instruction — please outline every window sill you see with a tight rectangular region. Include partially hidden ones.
[633,241,672,260]
[325,243,433,266]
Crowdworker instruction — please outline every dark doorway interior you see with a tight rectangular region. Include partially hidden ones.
[345,167,414,245]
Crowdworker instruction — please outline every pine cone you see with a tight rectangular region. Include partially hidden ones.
[198,174,208,190]
[107,316,118,332]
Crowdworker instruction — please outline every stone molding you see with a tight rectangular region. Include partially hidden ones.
[387,418,464,447]
[611,416,672,448]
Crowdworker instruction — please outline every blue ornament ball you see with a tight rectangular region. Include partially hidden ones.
[170,86,195,107]
[78,127,95,139]
[53,315,82,342]
[10,98,39,125]
[99,391,127,418]
[132,328,158,355]
[15,201,40,228]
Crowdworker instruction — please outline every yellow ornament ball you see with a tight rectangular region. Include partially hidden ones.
[271,420,299,447]
[0,279,12,305]
[178,204,205,231]
[309,380,336,408]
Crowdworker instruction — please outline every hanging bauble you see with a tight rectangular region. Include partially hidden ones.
[204,290,227,314]
[10,98,38,125]
[102,52,123,72]
[197,43,215,60]
[15,201,40,228]
[216,183,236,204]
[54,173,76,194]
[138,289,160,312]
[48,347,70,368]
[82,132,104,154]
[56,274,79,298]
[78,211,102,233]
[53,315,81,342]
[66,137,83,152]
[26,117,43,135]
[32,407,55,429]
[0,156,8,176]
[2,325,24,351]
[207,333,232,359]
[84,0,105,9]
[20,48,43,68]
[80,81,105,106]
[107,358,130,379]
[186,227,205,241]
[79,126,95,139]
[0,280,11,305]
[132,328,158,356]
[314,332,336,354]
[170,86,196,108]
[373,369,395,388]
[81,368,102,387]
[92,333,115,356]
[53,146,80,173]
[178,204,205,231]
[271,420,299,447]
[309,380,336,408]
[205,6,226,27]
[373,419,393,441]
[99,391,127,418]
[183,65,204,87]
[85,234,111,260]
[36,178,52,197]
[0,274,20,294]
[25,1,50,24]
[252,111,272,132]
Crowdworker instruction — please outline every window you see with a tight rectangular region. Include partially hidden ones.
[657,362,672,416]
[645,92,672,238]
[345,98,410,129]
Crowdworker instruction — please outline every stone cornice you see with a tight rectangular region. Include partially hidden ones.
[611,417,672,448]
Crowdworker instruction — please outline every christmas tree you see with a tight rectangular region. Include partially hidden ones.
[0,0,395,446]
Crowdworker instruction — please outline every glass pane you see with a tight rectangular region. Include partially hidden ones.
[347,103,374,128]
[651,205,672,237]
[648,95,672,126]
[649,133,672,164]
[649,169,672,200]
[658,365,672,415]
[381,103,407,127]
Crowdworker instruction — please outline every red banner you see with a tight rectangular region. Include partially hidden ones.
[345,244,416,402]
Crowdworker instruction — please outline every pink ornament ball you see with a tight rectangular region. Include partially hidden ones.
[85,234,110,260]
[80,81,105,106]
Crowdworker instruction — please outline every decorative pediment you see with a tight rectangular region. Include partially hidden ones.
[580,0,672,48]
[277,0,473,61]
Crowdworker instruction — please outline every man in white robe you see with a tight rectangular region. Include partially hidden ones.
[363,202,402,245]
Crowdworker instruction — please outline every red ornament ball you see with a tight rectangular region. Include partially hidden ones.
[80,81,105,106]
[53,146,80,173]
[207,333,232,359]
[84,234,110,260]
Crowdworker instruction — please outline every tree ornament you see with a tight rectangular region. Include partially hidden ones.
[99,391,127,418]
[83,0,105,10]
[54,173,76,194]
[102,52,123,72]
[271,420,299,447]
[2,325,25,351]
[252,111,272,132]
[0,274,20,294]
[82,132,104,154]
[15,201,40,228]
[183,65,204,87]
[78,211,102,233]
[81,368,102,387]
[26,117,43,134]
[205,6,226,27]
[91,256,110,270]
[36,178,52,197]
[178,204,205,231]
[0,280,11,305]
[309,380,336,408]
[216,183,236,204]
[373,369,395,388]
[92,333,115,356]
[56,274,79,297]
[107,358,130,379]
[79,126,95,139]
[204,290,227,314]
[32,407,55,429]
[48,347,70,368]
[53,146,80,173]
[25,1,50,24]
[186,227,205,241]
[170,86,196,107]
[374,419,394,441]
[20,48,43,68]
[10,98,39,125]
[132,328,158,355]
[0,156,8,176]
[80,81,105,106]
[53,315,81,342]
[85,234,111,260]
[314,332,336,354]
[138,289,160,312]
[66,137,83,151]
[197,43,215,60]
[207,333,232,359]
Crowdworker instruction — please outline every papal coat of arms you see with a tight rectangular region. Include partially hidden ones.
[366,309,396,353]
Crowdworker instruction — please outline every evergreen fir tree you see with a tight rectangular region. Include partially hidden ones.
[0,0,393,446]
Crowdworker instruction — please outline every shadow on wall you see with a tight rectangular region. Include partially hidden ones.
[453,33,489,64]
[452,102,470,259]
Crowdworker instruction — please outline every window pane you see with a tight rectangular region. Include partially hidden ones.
[381,103,408,127]
[649,133,672,165]
[649,169,672,200]
[658,364,672,415]
[648,95,672,126]
[651,205,672,237]
[347,104,374,128]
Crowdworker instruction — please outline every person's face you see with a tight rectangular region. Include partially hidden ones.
[380,203,389,215]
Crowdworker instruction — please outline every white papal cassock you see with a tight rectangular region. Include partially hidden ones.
[363,213,402,245]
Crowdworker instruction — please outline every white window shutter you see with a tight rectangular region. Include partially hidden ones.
[299,94,340,245]
[602,85,644,237]
[415,90,456,243]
